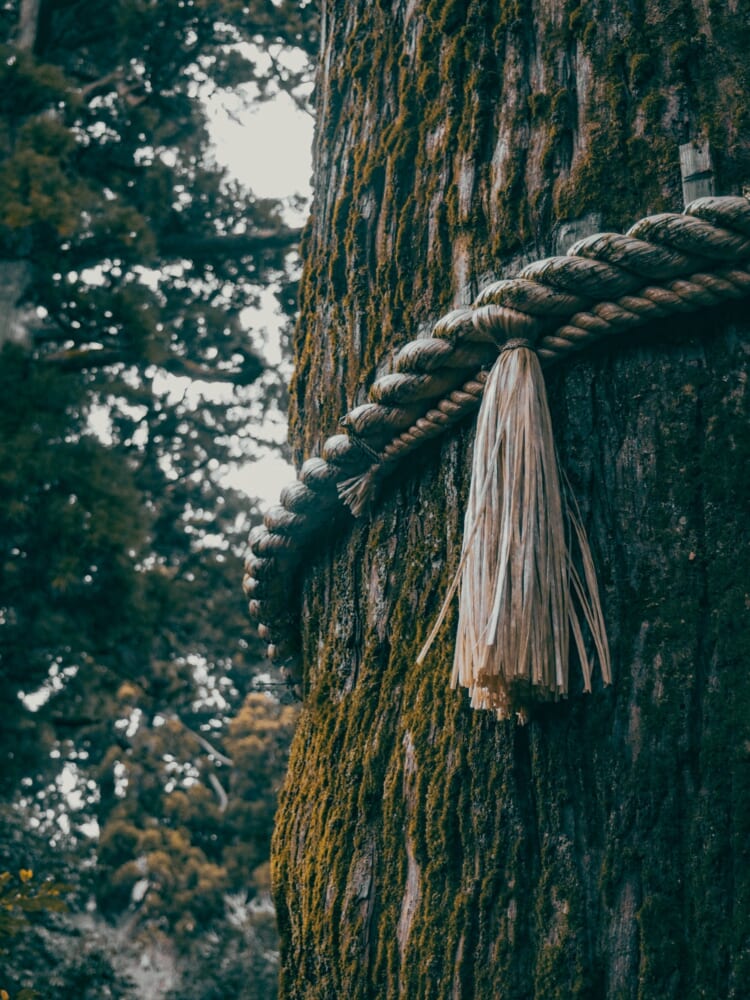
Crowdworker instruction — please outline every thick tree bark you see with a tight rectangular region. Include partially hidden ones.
[272,3,750,998]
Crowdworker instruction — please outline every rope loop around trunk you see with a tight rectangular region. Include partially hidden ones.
[243,196,750,672]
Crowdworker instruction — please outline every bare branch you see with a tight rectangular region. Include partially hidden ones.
[265,48,315,118]
[43,346,125,370]
[158,227,303,261]
[161,355,263,386]
[41,346,263,386]
[79,71,120,99]
[172,717,234,768]
[208,772,229,813]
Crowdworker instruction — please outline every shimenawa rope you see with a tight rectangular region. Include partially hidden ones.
[243,195,750,717]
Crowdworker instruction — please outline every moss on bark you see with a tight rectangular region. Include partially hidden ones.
[274,1,750,996]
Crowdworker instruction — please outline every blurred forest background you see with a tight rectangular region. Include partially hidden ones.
[0,1,317,996]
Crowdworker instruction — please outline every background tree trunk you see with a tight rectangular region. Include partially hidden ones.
[0,261,34,348]
[273,2,750,998]
[16,0,41,51]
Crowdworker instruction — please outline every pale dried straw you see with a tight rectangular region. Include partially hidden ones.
[417,342,611,719]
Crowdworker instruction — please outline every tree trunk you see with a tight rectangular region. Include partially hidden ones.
[272,3,750,998]
[16,0,41,51]
[0,261,34,348]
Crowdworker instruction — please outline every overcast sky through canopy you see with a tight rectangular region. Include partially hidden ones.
[207,90,313,504]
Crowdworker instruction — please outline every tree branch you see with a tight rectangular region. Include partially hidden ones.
[79,70,120,99]
[41,346,263,385]
[266,48,315,118]
[16,0,41,51]
[161,355,263,386]
[42,346,125,370]
[15,227,304,273]
[208,772,229,813]
[158,227,302,261]
[172,717,234,767]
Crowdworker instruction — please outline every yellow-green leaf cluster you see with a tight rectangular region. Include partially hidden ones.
[0,870,70,944]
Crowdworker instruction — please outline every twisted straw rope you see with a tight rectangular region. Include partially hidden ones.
[243,196,750,662]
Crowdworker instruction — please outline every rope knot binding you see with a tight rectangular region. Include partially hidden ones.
[498,337,535,353]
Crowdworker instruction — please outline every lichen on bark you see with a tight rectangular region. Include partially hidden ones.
[273,2,750,997]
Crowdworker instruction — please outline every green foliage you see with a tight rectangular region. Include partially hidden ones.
[95,693,298,941]
[0,347,150,727]
[0,869,69,943]
[0,867,77,1000]
[0,0,313,994]
[0,117,83,235]
[0,47,69,119]
[0,0,302,383]
[164,909,281,1000]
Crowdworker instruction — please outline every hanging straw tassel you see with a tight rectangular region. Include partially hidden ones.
[417,339,611,720]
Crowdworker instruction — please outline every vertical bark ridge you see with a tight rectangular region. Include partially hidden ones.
[274,1,750,996]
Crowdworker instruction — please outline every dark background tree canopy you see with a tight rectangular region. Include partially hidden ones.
[0,0,316,995]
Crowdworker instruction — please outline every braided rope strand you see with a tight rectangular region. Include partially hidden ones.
[243,196,750,665]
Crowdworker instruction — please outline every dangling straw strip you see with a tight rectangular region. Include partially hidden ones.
[417,341,610,719]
